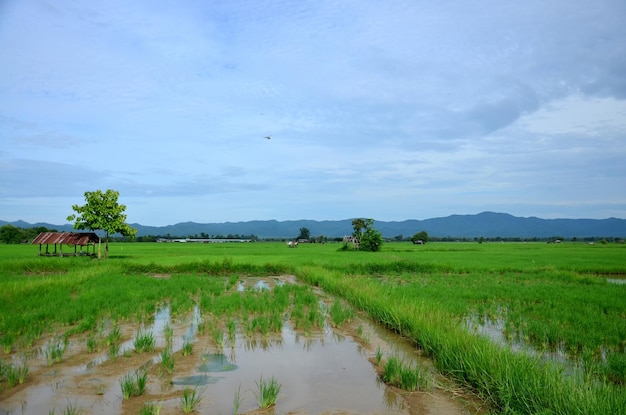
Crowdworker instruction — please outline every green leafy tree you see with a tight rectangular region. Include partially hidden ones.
[411,231,429,244]
[0,225,23,244]
[0,225,55,244]
[67,189,137,258]
[351,218,383,252]
[297,227,311,240]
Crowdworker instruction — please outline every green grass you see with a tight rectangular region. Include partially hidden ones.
[133,328,156,353]
[329,299,355,327]
[44,338,67,365]
[139,402,162,415]
[159,346,175,376]
[5,359,29,387]
[382,355,433,391]
[119,370,148,399]
[254,375,281,408]
[180,387,204,413]
[1,241,625,414]
[232,383,243,415]
[182,338,194,356]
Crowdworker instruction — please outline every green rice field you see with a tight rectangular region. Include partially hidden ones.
[1,241,625,414]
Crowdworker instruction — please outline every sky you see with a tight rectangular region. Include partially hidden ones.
[1,0,625,226]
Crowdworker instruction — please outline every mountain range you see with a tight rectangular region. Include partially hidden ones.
[2,212,625,239]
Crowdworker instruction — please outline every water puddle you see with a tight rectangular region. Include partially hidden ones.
[197,353,238,372]
[1,276,484,415]
[466,310,570,365]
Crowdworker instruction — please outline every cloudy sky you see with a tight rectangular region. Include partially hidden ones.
[1,0,625,226]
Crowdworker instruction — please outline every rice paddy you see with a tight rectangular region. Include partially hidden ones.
[0,241,624,414]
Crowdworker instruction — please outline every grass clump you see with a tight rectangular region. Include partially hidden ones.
[382,355,433,391]
[5,359,29,387]
[160,346,175,376]
[254,375,281,408]
[1,335,14,354]
[182,338,193,356]
[375,346,383,364]
[133,328,156,353]
[329,300,355,327]
[139,401,162,415]
[85,335,98,353]
[603,353,626,385]
[180,387,204,413]
[227,320,237,343]
[119,370,148,399]
[44,338,67,365]
[232,384,243,415]
[107,324,122,359]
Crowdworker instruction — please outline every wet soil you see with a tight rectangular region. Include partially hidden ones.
[0,276,486,415]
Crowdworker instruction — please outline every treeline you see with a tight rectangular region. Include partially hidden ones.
[2,224,623,244]
[387,234,625,243]
[129,233,261,242]
[0,225,57,244]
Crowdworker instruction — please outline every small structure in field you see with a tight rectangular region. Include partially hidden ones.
[342,235,360,250]
[32,232,99,257]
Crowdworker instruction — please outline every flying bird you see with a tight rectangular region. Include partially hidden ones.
[264,135,271,140]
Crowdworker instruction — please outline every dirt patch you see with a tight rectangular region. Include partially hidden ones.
[150,273,171,279]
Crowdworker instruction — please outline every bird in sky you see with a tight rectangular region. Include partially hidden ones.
[264,136,271,140]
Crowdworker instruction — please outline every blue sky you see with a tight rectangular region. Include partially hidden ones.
[1,0,625,226]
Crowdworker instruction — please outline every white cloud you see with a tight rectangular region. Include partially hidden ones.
[1,0,625,224]
[519,96,626,136]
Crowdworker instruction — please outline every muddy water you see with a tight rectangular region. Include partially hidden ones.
[1,277,483,415]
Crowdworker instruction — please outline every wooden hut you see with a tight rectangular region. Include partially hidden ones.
[32,232,99,257]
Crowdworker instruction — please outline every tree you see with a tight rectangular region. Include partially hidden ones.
[67,189,137,258]
[297,227,311,241]
[351,218,383,252]
[0,225,23,244]
[411,231,429,244]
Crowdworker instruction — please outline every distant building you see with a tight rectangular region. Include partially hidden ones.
[156,238,252,243]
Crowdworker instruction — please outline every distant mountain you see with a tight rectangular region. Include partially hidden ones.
[2,212,625,239]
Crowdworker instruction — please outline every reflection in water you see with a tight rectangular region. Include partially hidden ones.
[184,304,202,342]
[237,279,272,292]
[466,310,571,366]
[172,374,222,386]
[243,337,283,351]
[152,303,172,339]
[195,319,409,415]
[198,353,238,372]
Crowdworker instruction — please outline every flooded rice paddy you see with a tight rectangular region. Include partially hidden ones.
[0,276,484,415]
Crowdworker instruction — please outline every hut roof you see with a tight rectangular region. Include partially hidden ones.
[32,232,99,245]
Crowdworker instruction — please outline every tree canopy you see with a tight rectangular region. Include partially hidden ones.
[0,225,53,244]
[296,227,311,240]
[351,218,383,252]
[411,230,429,244]
[67,189,136,258]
